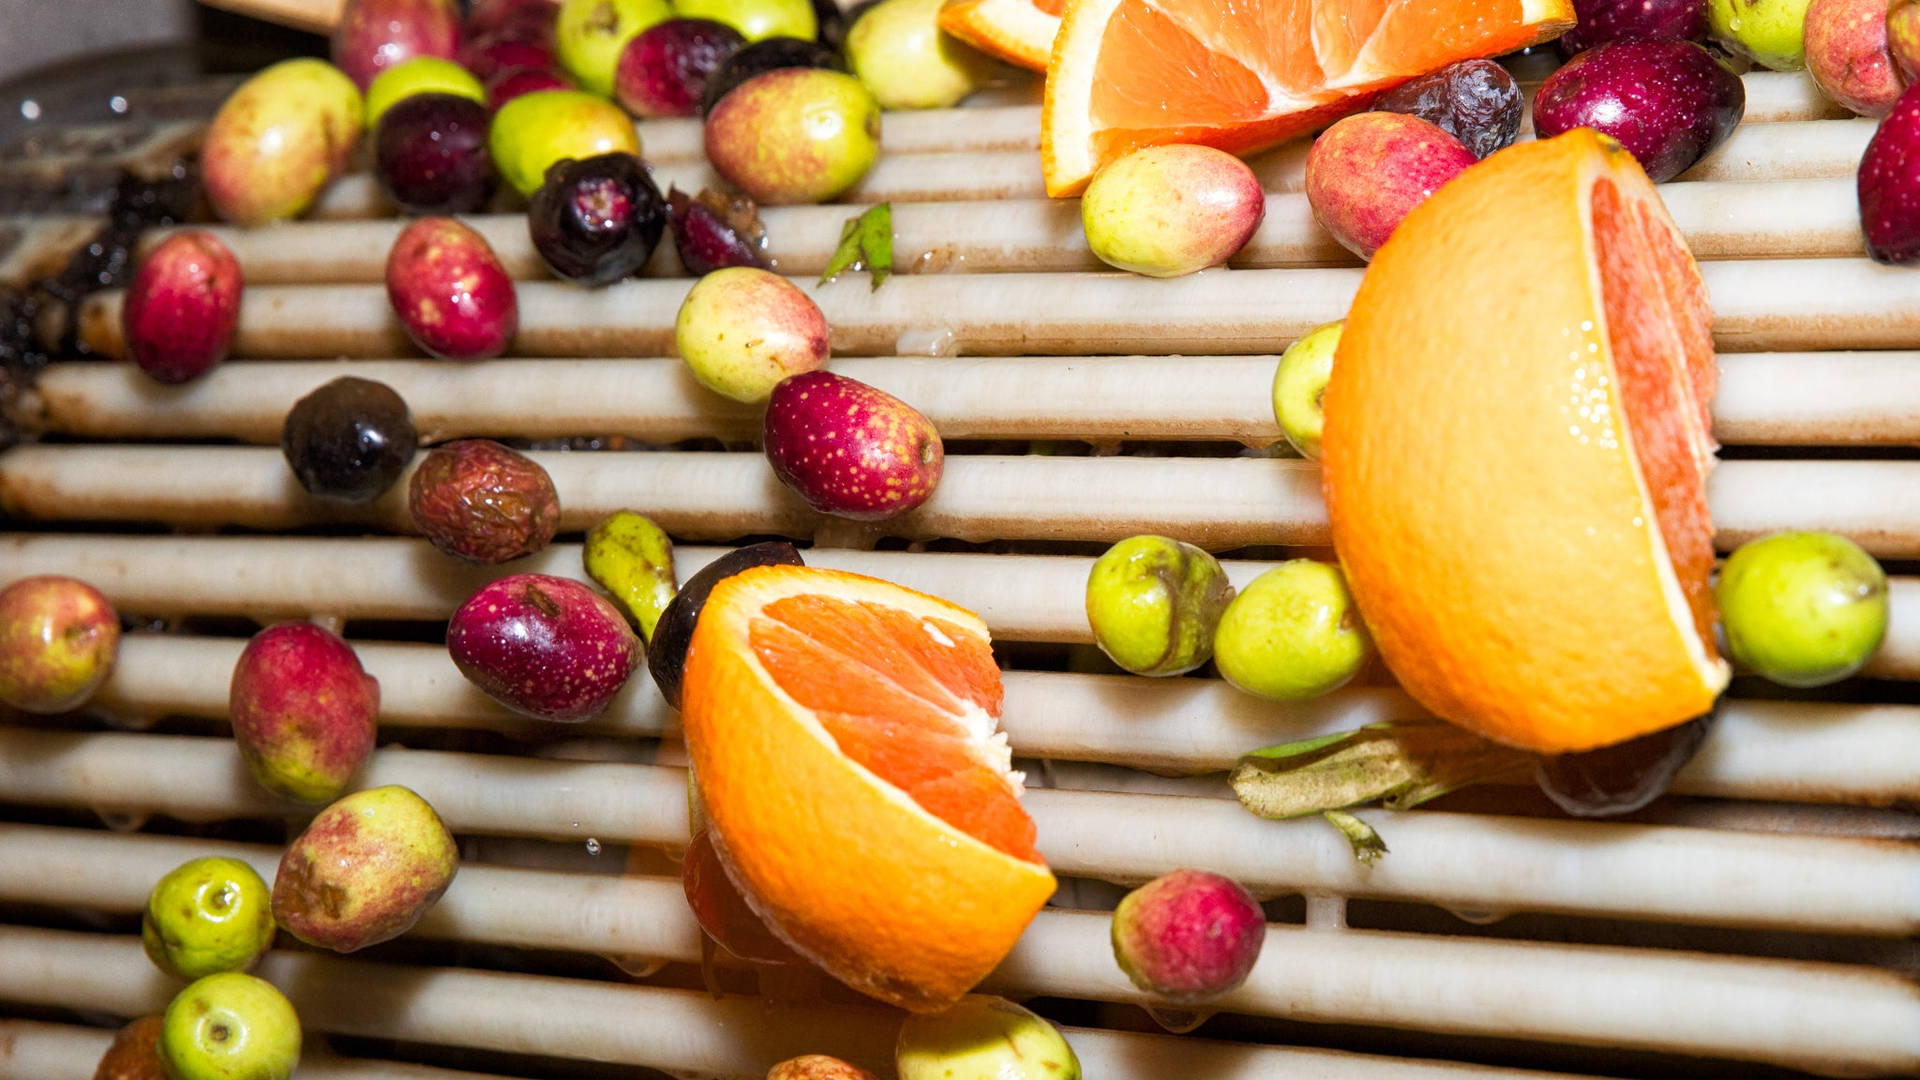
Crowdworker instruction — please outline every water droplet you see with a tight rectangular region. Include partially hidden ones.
[97,809,149,832]
[1444,906,1512,926]
[1144,1005,1213,1034]
[894,327,959,357]
[585,838,602,855]
[608,954,667,978]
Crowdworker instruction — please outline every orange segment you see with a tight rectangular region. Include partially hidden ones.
[1041,0,1575,195]
[939,0,1061,70]
[1320,129,1730,755]
[680,564,1055,1012]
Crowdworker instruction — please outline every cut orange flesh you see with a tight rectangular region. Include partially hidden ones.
[748,592,1039,862]
[680,564,1055,1012]
[1041,0,1576,195]
[1321,130,1730,755]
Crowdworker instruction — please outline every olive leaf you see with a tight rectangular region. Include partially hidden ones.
[821,203,893,290]
[1231,720,1533,860]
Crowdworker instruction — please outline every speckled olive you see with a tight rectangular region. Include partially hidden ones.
[763,370,944,520]
[1305,111,1474,259]
[447,573,642,722]
[1532,39,1745,183]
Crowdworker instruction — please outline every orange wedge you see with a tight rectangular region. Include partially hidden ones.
[939,0,1062,71]
[1321,129,1730,755]
[679,564,1056,1012]
[1040,0,1575,196]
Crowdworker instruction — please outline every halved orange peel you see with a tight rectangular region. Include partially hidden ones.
[1322,129,1730,755]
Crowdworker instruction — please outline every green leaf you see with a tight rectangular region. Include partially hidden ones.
[821,203,893,290]
[1321,810,1388,863]
[1231,720,1533,821]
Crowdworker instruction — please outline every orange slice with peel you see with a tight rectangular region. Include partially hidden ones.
[939,0,1062,71]
[1321,129,1730,756]
[1040,0,1576,196]
[679,563,1055,1012]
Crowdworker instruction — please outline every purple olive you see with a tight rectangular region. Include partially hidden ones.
[448,573,640,723]
[616,18,747,118]
[375,93,498,214]
[667,186,771,274]
[527,152,668,286]
[1557,0,1707,56]
[1532,38,1744,183]
[648,541,803,709]
[1370,59,1523,159]
[699,36,844,114]
[1859,83,1920,263]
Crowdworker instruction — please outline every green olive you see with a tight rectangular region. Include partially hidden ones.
[142,857,276,979]
[1213,559,1372,701]
[1715,531,1888,687]
[583,511,678,642]
[1271,320,1341,460]
[1085,535,1233,676]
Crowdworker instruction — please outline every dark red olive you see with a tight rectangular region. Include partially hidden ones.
[375,92,498,214]
[1557,0,1707,56]
[615,18,746,118]
[527,152,668,286]
[1531,38,1744,183]
[667,186,771,275]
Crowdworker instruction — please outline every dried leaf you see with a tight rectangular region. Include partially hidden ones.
[821,203,892,290]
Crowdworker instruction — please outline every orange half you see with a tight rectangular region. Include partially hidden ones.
[679,564,1056,1012]
[1040,0,1576,195]
[1321,129,1730,754]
